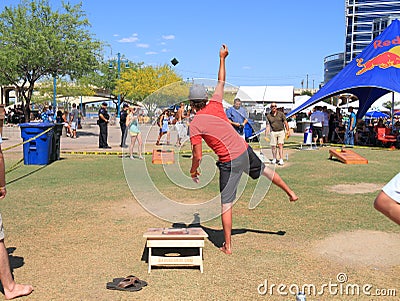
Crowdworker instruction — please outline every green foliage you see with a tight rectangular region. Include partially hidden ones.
[115,64,183,116]
[0,0,103,119]
[301,89,313,96]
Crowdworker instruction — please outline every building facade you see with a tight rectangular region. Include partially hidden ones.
[345,0,400,65]
[324,1,400,84]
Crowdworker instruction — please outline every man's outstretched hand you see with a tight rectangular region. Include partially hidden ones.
[220,44,229,59]
[191,169,201,183]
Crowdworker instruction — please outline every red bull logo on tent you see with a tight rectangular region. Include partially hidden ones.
[356,38,400,75]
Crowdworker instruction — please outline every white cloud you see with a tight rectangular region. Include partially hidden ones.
[137,43,150,48]
[113,34,119,37]
[242,66,252,70]
[161,49,168,53]
[118,33,139,43]
[162,35,175,40]
[160,42,166,45]
[145,51,158,55]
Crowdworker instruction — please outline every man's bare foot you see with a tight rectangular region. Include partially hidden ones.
[4,283,33,300]
[219,242,232,255]
[289,192,298,202]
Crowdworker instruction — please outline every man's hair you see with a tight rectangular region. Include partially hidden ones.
[190,100,207,111]
[72,103,76,108]
[234,98,241,103]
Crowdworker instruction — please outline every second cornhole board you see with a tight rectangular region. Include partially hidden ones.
[152,149,174,164]
[329,148,368,164]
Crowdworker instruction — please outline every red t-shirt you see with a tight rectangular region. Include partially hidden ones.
[190,93,248,162]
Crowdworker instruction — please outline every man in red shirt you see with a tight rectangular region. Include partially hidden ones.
[189,44,298,255]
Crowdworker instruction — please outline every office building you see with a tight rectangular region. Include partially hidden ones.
[324,1,400,84]
[345,0,400,65]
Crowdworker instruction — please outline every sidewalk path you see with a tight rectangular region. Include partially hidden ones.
[1,121,188,155]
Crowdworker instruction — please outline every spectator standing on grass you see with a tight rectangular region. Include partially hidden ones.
[266,102,290,165]
[226,98,248,139]
[189,44,298,255]
[0,135,33,299]
[344,106,356,145]
[310,106,325,146]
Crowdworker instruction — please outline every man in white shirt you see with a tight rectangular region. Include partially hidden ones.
[310,106,325,146]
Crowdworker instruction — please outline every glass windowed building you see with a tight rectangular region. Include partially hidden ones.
[345,0,400,65]
[324,1,400,84]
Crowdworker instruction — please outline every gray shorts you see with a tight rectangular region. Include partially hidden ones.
[217,147,265,204]
[0,213,4,240]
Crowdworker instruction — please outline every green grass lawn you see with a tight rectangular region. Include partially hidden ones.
[1,142,399,300]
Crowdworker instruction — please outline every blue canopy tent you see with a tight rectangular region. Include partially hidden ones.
[287,20,400,120]
[364,111,390,119]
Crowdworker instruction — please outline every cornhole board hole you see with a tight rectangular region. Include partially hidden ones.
[329,148,368,164]
[143,227,208,273]
[152,149,174,164]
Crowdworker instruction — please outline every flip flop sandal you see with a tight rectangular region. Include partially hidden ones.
[113,275,148,288]
[106,277,142,292]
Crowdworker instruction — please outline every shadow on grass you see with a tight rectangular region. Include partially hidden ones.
[140,213,286,263]
[7,164,48,185]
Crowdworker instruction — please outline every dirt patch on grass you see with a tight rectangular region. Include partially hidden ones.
[326,183,383,194]
[313,230,400,267]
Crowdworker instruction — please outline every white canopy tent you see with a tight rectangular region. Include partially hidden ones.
[235,86,294,104]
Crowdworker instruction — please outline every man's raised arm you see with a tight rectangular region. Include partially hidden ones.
[214,44,229,98]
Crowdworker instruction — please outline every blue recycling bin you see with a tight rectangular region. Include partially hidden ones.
[20,122,54,165]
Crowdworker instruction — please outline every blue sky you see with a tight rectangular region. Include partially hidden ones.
[2,0,345,88]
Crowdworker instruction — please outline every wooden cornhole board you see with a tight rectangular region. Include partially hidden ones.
[329,148,368,164]
[143,227,208,273]
[152,149,174,164]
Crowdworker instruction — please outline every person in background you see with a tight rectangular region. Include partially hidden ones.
[265,102,290,165]
[0,135,33,299]
[322,106,330,143]
[40,106,50,123]
[46,105,54,123]
[226,98,248,139]
[374,172,400,225]
[98,102,111,149]
[344,106,357,145]
[126,106,143,160]
[174,102,187,147]
[69,103,79,139]
[156,110,171,145]
[310,106,325,146]
[119,103,129,148]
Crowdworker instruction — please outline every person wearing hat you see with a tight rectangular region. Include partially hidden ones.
[188,44,298,255]
[98,102,111,149]
[119,103,129,148]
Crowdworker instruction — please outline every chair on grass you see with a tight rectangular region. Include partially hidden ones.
[376,127,397,147]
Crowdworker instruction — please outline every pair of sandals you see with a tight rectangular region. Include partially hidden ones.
[106,275,148,292]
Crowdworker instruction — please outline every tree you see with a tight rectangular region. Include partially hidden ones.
[115,64,183,117]
[34,77,95,108]
[0,0,103,120]
[81,59,143,107]
[383,100,400,111]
